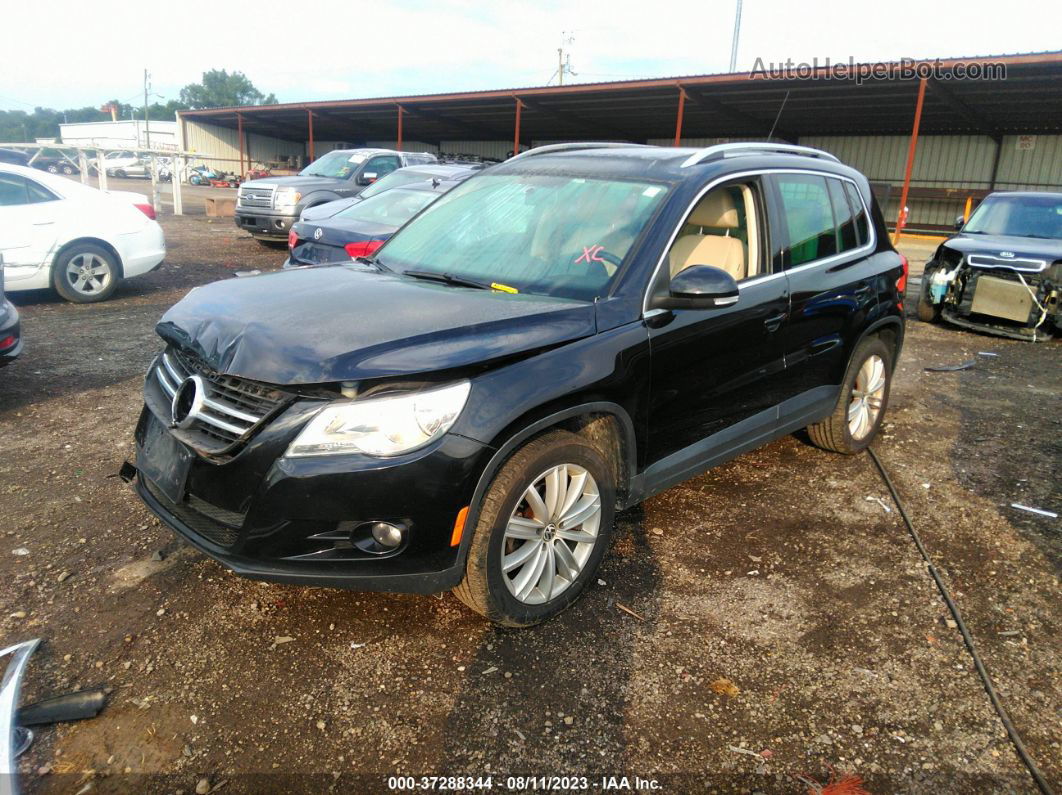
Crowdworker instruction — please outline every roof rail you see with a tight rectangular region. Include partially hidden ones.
[508,142,649,162]
[681,142,840,168]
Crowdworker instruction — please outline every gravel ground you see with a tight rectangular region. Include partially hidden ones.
[0,218,1057,794]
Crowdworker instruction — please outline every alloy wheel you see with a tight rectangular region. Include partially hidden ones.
[501,464,602,605]
[848,354,886,441]
[64,253,113,297]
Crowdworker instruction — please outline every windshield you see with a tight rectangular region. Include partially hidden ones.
[359,169,438,199]
[335,187,438,226]
[376,173,668,301]
[300,150,366,179]
[964,194,1062,239]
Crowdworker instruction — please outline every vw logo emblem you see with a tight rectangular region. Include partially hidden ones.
[313,228,323,240]
[171,375,207,430]
[999,251,1015,258]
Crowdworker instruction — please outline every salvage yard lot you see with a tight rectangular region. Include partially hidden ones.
[1,217,1058,792]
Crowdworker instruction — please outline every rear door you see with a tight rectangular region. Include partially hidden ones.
[0,172,63,282]
[766,171,878,399]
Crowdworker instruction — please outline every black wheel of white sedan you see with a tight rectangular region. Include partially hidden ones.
[53,244,120,303]
[454,430,615,626]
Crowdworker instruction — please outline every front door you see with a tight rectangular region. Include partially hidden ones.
[645,177,790,480]
[0,172,62,283]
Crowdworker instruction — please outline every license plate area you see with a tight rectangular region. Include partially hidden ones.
[137,412,194,504]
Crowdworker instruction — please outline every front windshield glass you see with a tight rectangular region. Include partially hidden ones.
[964,194,1062,239]
[335,187,438,226]
[300,151,366,179]
[359,169,436,199]
[376,173,668,301]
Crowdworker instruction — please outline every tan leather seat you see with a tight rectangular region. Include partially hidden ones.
[668,191,747,280]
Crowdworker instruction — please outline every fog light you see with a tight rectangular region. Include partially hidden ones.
[370,522,404,549]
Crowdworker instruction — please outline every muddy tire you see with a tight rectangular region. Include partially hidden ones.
[808,336,893,455]
[52,244,120,303]
[453,430,615,627]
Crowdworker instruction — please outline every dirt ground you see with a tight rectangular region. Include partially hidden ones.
[0,217,1058,794]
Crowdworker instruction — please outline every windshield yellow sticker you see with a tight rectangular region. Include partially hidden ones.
[490,282,519,293]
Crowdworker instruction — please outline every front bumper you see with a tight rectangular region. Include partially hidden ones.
[130,393,493,593]
[0,299,21,365]
[234,208,298,238]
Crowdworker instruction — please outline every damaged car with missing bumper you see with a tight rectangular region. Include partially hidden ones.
[917,191,1062,341]
[128,142,906,627]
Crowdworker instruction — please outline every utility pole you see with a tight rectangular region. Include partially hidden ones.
[144,68,160,214]
[143,69,151,150]
[729,0,743,72]
[555,31,576,86]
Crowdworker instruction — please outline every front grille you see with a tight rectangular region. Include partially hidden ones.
[967,254,1046,273]
[143,477,240,548]
[238,185,275,209]
[152,347,289,454]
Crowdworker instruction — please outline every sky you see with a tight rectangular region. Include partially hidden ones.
[1,0,1058,111]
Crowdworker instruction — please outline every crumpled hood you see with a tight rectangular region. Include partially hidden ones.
[156,266,596,385]
[944,233,1062,263]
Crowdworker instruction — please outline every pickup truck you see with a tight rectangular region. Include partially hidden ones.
[234,148,437,244]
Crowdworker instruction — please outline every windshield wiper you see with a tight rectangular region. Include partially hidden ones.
[403,270,491,290]
[355,255,390,272]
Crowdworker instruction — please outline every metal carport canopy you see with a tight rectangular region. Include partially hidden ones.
[178,51,1062,148]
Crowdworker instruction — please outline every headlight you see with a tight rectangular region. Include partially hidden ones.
[285,381,471,458]
[274,188,302,209]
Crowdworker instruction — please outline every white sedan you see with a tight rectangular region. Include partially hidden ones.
[0,164,166,303]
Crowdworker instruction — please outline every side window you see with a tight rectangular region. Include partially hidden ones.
[827,178,858,252]
[666,182,761,282]
[26,179,57,204]
[842,181,870,246]
[364,156,401,180]
[0,173,29,206]
[775,174,837,266]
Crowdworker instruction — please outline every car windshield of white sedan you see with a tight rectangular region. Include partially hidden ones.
[964,195,1062,239]
[335,188,438,225]
[376,174,668,300]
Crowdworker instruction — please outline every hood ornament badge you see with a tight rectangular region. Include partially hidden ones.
[171,375,207,429]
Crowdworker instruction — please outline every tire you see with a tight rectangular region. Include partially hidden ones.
[807,335,893,455]
[114,169,126,178]
[52,244,120,303]
[61,164,75,175]
[916,274,941,323]
[47,164,59,174]
[453,430,616,627]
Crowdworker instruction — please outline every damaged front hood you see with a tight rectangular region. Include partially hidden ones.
[156,266,596,384]
[944,233,1062,264]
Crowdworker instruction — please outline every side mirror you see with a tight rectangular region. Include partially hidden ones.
[358,172,378,185]
[954,215,965,231]
[651,265,740,310]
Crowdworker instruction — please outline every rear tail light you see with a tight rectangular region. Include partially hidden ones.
[897,253,909,295]
[344,240,384,259]
[288,229,299,249]
[0,334,17,351]
[133,202,156,220]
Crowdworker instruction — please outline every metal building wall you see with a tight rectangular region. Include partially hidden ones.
[802,134,1062,229]
[181,119,304,172]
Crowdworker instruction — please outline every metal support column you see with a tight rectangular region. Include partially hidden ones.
[673,88,687,147]
[307,110,315,163]
[893,77,927,243]
[396,105,404,150]
[238,113,245,176]
[513,98,522,157]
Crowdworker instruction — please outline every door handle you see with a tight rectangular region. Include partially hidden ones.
[854,284,873,297]
[764,312,787,332]
[32,221,55,226]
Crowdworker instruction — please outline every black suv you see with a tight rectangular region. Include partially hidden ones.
[131,142,906,626]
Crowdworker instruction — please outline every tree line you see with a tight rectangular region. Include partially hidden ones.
[1,70,276,143]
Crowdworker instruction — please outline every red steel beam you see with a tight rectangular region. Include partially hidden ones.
[894,77,927,243]
[673,87,687,146]
[396,105,404,150]
[513,98,522,157]
[307,110,315,161]
[237,113,245,176]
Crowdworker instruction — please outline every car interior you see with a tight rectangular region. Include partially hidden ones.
[668,184,759,281]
